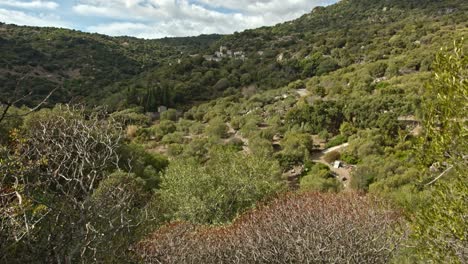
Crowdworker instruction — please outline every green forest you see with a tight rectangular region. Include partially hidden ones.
[0,0,467,263]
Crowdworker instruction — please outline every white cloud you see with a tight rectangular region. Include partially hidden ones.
[0,0,59,10]
[0,0,337,38]
[77,0,335,38]
[88,22,152,37]
[0,8,66,27]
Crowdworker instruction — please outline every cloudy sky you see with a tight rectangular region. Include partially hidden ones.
[0,0,337,39]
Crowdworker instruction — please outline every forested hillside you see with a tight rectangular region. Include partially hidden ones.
[0,24,220,105]
[0,0,467,263]
[1,0,466,109]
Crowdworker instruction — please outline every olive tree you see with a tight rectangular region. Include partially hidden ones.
[159,148,285,224]
[411,40,467,263]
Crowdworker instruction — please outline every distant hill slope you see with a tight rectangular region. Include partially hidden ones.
[0,24,220,106]
[0,0,466,109]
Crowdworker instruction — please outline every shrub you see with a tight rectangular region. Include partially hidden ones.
[369,62,388,78]
[136,193,405,264]
[323,150,341,164]
[126,125,138,139]
[205,117,228,139]
[316,57,339,76]
[341,152,359,164]
[161,131,185,144]
[176,119,193,133]
[189,122,205,135]
[118,143,169,188]
[1,106,157,262]
[167,143,184,157]
[0,106,25,144]
[276,132,313,168]
[158,148,284,224]
[160,109,178,121]
[158,120,177,135]
[324,134,348,148]
[287,80,305,89]
[225,137,244,151]
[300,163,342,192]
[300,175,342,192]
[249,136,274,157]
[182,138,212,160]
[110,107,151,126]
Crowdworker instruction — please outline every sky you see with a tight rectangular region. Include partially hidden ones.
[0,0,337,39]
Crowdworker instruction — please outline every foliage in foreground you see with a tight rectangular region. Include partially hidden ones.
[410,40,467,263]
[135,192,405,264]
[0,106,165,263]
[158,148,285,224]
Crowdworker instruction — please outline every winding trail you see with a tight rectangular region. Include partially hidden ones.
[226,120,352,189]
[311,143,352,189]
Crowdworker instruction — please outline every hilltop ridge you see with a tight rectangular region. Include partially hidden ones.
[0,0,466,109]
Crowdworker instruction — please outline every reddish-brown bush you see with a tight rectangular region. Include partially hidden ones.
[135,192,405,264]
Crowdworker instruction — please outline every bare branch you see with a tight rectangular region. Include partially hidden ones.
[425,165,454,186]
[0,72,58,124]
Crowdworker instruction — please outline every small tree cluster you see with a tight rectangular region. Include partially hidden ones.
[158,148,284,224]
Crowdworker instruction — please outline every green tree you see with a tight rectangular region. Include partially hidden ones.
[411,40,467,263]
[205,117,228,139]
[160,108,178,121]
[159,148,284,224]
[300,163,342,192]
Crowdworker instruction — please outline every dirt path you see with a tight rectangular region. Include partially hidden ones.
[323,143,349,154]
[311,143,352,189]
[296,89,309,97]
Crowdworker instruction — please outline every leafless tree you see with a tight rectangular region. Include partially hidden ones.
[0,105,152,263]
[135,192,406,264]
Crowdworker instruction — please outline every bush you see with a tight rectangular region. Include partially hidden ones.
[369,62,388,78]
[301,175,342,192]
[167,143,184,157]
[161,131,185,144]
[158,120,177,135]
[182,138,211,160]
[1,106,157,262]
[225,137,244,151]
[323,150,341,164]
[247,137,273,157]
[316,57,339,76]
[0,106,25,144]
[126,125,138,139]
[205,117,228,139]
[189,122,205,135]
[140,120,177,141]
[136,193,405,264]
[160,109,178,121]
[276,132,313,168]
[118,143,169,188]
[350,161,378,191]
[110,107,151,126]
[300,163,342,192]
[158,148,284,224]
[287,80,305,89]
[341,152,359,164]
[325,134,348,148]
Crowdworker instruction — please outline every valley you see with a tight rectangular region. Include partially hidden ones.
[0,0,466,263]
